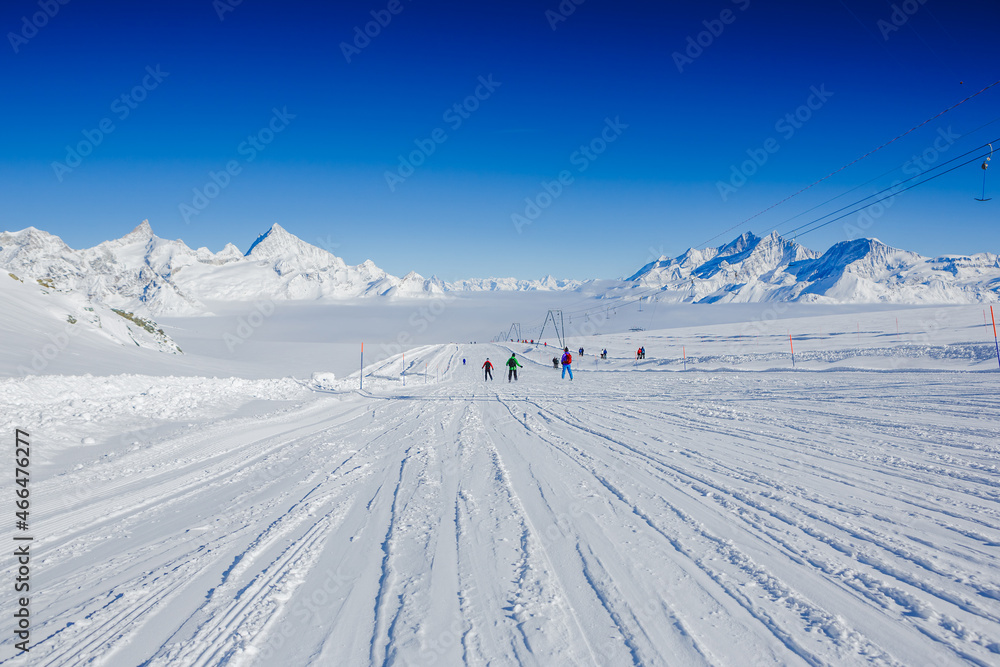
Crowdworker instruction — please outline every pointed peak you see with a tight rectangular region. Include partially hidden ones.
[245,224,291,257]
[130,219,153,237]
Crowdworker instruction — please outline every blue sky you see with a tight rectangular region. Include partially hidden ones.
[2,0,997,281]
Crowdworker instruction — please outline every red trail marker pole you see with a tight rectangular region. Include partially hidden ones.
[683,346,686,371]
[789,332,795,368]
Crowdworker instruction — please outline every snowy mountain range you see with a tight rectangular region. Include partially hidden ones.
[1,223,997,324]
[623,231,1000,305]
[0,221,585,317]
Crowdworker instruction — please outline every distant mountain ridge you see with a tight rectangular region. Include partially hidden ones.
[1,223,997,318]
[0,221,583,316]
[623,231,1000,304]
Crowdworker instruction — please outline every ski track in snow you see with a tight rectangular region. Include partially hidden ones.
[3,343,1000,666]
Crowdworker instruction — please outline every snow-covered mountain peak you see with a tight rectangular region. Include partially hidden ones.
[99,219,155,250]
[622,231,998,304]
[0,226,71,255]
[125,219,154,241]
[244,223,347,271]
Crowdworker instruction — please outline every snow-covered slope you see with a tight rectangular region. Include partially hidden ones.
[6,342,1000,665]
[624,231,1000,304]
[0,270,181,375]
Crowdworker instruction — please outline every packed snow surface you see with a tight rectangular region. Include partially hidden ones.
[3,330,1000,665]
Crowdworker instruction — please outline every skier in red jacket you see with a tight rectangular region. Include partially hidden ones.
[482,358,494,381]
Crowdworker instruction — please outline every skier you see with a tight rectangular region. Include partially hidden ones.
[552,357,559,368]
[506,353,522,382]
[579,347,584,357]
[601,349,607,359]
[482,358,494,381]
[636,347,642,360]
[640,346,646,359]
[561,347,573,380]
[462,358,466,365]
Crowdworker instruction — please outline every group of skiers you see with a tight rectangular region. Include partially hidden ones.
[485,347,574,382]
[452,345,649,384]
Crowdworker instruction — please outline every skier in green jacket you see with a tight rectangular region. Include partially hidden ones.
[506,353,522,382]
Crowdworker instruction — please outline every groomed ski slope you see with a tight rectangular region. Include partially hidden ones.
[4,343,1000,666]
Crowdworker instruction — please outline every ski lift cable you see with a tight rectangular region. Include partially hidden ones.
[782,138,999,238]
[770,115,1000,234]
[533,137,1000,328]
[550,120,1000,325]
[792,149,994,238]
[551,142,997,323]
[696,79,1000,248]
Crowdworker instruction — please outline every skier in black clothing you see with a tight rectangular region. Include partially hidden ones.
[482,358,494,380]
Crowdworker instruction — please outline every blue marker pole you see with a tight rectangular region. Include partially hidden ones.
[991,306,999,370]
[360,342,364,391]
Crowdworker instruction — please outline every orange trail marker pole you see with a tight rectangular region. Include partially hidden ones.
[683,346,686,371]
[789,332,795,368]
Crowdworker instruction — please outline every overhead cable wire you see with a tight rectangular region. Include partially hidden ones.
[696,79,1000,247]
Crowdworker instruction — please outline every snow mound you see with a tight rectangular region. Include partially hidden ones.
[310,371,338,391]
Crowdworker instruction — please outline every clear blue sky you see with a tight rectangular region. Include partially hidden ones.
[1,0,997,280]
